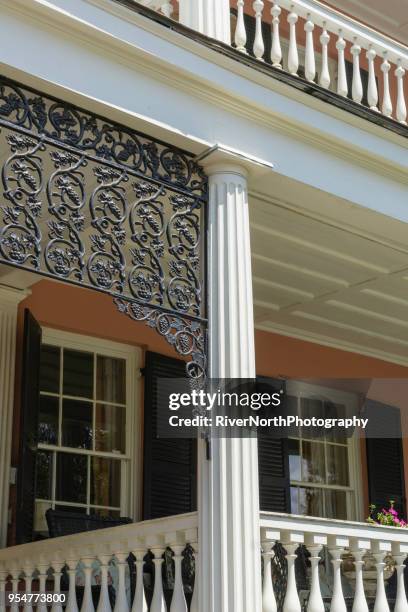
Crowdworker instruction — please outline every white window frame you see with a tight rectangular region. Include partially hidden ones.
[286,380,364,521]
[35,327,142,529]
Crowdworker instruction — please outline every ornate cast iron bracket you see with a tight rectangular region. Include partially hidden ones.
[0,76,207,381]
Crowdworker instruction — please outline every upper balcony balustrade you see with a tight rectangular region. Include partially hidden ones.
[138,0,408,135]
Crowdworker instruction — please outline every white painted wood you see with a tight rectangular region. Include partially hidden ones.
[393,554,408,612]
[372,551,390,612]
[80,557,95,612]
[170,546,187,612]
[23,565,34,612]
[328,548,347,612]
[190,546,199,612]
[381,56,393,117]
[198,160,261,612]
[179,0,231,44]
[351,549,369,612]
[287,9,299,75]
[235,0,247,53]
[282,543,301,612]
[66,557,80,612]
[351,40,363,103]
[304,16,316,82]
[395,64,407,124]
[253,0,265,60]
[51,561,64,612]
[9,569,20,612]
[0,287,29,547]
[306,545,324,612]
[159,2,173,18]
[270,4,282,68]
[319,27,331,88]
[132,551,147,612]
[113,553,129,612]
[96,555,112,612]
[150,549,166,612]
[366,48,379,110]
[261,540,277,612]
[336,33,348,97]
[37,563,49,612]
[0,569,6,612]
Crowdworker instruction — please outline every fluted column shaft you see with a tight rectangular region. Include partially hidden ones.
[178,0,231,44]
[198,163,261,612]
[0,286,29,547]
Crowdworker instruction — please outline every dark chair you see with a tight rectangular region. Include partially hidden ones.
[45,509,134,607]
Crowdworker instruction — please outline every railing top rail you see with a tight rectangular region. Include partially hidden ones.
[260,511,408,544]
[274,0,408,66]
[0,512,198,563]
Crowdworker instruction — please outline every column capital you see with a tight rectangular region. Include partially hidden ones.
[195,144,274,181]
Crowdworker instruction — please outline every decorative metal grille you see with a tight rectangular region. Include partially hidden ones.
[0,76,207,379]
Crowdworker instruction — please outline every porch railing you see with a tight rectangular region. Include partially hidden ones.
[260,511,408,611]
[0,512,198,612]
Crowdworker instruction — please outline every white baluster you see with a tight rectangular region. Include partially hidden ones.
[261,540,277,612]
[113,553,129,612]
[381,55,393,117]
[306,545,324,612]
[351,545,369,612]
[319,26,330,89]
[253,0,265,60]
[287,8,299,76]
[150,549,166,612]
[282,543,301,612]
[270,3,282,68]
[51,561,64,612]
[37,562,49,612]
[66,556,79,612]
[235,0,247,53]
[170,546,187,612]
[366,47,378,110]
[22,564,34,612]
[190,545,199,612]
[160,2,173,18]
[9,567,20,612]
[393,552,408,612]
[80,557,95,612]
[372,548,390,612]
[304,16,316,82]
[131,550,147,612]
[0,568,7,612]
[395,63,407,124]
[96,555,112,612]
[336,33,348,97]
[329,546,347,612]
[351,39,363,103]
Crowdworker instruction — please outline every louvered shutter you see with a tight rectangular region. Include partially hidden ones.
[257,377,291,513]
[143,351,197,520]
[16,309,42,544]
[365,400,406,516]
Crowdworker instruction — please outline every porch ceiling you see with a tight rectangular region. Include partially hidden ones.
[250,189,408,365]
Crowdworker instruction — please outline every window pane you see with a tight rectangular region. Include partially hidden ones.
[90,508,121,518]
[302,441,325,483]
[325,490,348,520]
[299,487,324,517]
[34,500,51,534]
[62,399,93,449]
[55,505,87,514]
[290,487,299,514]
[63,349,93,398]
[38,395,59,445]
[36,450,53,499]
[324,402,347,443]
[288,439,301,481]
[40,345,60,393]
[327,445,349,486]
[90,457,121,507]
[56,453,87,504]
[96,356,126,404]
[300,398,323,439]
[95,404,125,453]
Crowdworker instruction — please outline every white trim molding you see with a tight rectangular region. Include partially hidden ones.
[0,285,30,549]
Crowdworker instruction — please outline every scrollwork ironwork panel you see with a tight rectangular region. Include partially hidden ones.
[0,76,207,379]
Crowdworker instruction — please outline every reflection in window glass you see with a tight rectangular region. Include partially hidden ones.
[36,451,53,499]
[288,439,301,481]
[325,490,347,520]
[302,441,325,483]
[90,457,121,508]
[62,399,93,449]
[327,445,349,486]
[56,453,87,504]
[299,487,324,517]
[63,349,93,398]
[38,396,59,445]
[96,356,126,404]
[39,345,60,393]
[95,404,125,453]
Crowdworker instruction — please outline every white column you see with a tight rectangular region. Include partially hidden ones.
[393,552,408,612]
[261,538,277,612]
[0,286,29,548]
[179,0,231,45]
[198,161,262,612]
[131,550,147,612]
[96,554,112,612]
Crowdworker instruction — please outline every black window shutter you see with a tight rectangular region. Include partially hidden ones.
[365,400,406,516]
[257,377,291,513]
[143,351,197,520]
[16,309,42,544]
